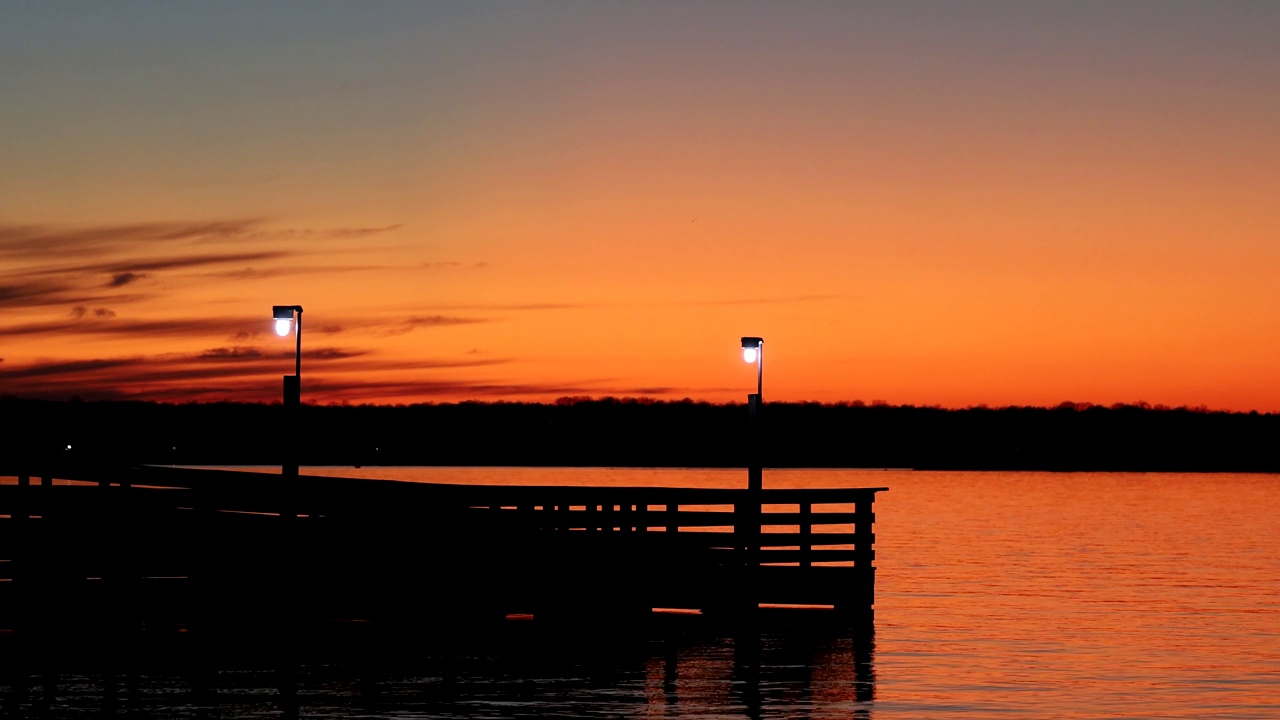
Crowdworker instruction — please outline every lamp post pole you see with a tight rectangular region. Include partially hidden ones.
[738,336,765,622]
[273,305,304,487]
[741,337,764,491]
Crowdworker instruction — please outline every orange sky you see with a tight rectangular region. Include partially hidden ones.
[2,3,1278,410]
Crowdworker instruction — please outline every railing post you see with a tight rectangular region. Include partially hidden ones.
[665,503,678,534]
[799,502,812,568]
[188,483,216,704]
[733,494,761,619]
[847,495,877,621]
[11,473,31,686]
[16,474,30,520]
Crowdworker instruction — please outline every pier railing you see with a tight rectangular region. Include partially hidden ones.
[462,484,883,613]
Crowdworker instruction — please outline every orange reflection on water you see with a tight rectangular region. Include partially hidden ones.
[109,465,1278,717]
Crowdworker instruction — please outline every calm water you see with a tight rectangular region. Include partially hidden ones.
[14,468,1280,718]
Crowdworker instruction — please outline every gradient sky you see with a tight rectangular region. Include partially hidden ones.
[2,1,1277,409]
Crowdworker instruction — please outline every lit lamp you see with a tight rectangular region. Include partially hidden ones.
[741,336,762,402]
[741,336,763,491]
[273,305,303,485]
[273,305,303,379]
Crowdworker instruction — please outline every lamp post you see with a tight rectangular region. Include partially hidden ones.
[741,336,763,491]
[273,305,303,483]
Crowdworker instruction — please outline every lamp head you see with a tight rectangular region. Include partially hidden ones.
[272,305,302,336]
[741,336,763,364]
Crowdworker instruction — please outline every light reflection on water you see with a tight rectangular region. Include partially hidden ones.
[11,468,1280,718]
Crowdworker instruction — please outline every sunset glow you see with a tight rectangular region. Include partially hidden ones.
[2,3,1278,410]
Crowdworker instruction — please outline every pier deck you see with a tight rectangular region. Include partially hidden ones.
[0,465,885,638]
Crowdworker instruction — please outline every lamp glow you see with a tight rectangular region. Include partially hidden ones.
[743,347,757,363]
[274,318,292,336]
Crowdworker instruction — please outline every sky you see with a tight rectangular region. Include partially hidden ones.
[2,1,1278,409]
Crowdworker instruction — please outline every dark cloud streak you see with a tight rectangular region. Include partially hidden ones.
[0,220,266,260]
[0,280,134,309]
[107,272,146,287]
[0,345,524,399]
[0,220,403,260]
[26,251,293,276]
[0,358,136,381]
[375,315,490,337]
[0,315,262,339]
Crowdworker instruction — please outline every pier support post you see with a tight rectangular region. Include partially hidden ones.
[747,394,762,492]
[733,496,761,622]
[839,496,878,624]
[282,374,300,518]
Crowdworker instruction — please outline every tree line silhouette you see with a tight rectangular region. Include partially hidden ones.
[2,395,1277,472]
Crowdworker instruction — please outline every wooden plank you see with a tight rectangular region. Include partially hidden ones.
[2,466,886,520]
[753,548,859,563]
[504,509,863,528]
[662,531,864,547]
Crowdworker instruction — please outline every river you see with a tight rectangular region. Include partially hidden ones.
[15,467,1280,718]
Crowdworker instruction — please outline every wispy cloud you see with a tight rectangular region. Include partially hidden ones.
[0,280,149,310]
[408,303,585,312]
[195,346,367,362]
[69,306,116,319]
[659,294,843,307]
[197,346,265,361]
[0,218,402,313]
[420,261,489,270]
[399,296,836,314]
[0,358,137,381]
[0,220,403,260]
[0,280,81,308]
[267,224,402,241]
[25,251,293,277]
[0,315,263,339]
[0,345,517,403]
[107,272,146,288]
[0,220,265,260]
[374,315,491,337]
[205,264,387,281]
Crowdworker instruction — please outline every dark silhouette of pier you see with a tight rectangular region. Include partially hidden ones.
[0,464,883,712]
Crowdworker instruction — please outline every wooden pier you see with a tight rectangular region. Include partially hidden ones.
[0,465,885,645]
